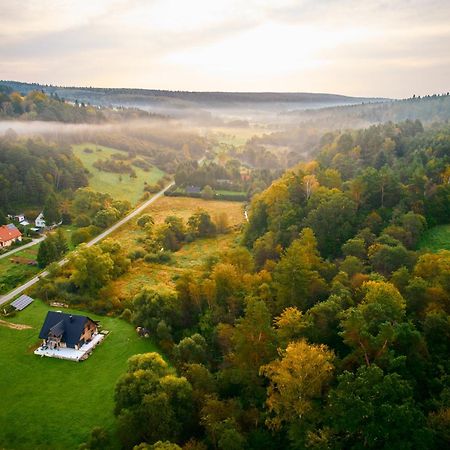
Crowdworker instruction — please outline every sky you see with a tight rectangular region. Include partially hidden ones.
[1,0,449,97]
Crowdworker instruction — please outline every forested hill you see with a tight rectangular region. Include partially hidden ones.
[0,136,88,212]
[244,120,449,259]
[0,85,105,123]
[0,80,382,110]
[284,93,450,127]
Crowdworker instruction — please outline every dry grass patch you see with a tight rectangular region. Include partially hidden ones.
[141,196,245,226]
[111,232,241,299]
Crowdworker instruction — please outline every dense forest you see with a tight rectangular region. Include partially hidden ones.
[0,135,88,212]
[34,120,450,449]
[0,86,105,123]
[284,94,450,128]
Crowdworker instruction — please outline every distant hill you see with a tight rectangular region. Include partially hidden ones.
[283,93,450,127]
[0,80,385,117]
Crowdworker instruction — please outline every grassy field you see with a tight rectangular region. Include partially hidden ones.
[0,244,40,294]
[0,226,78,295]
[72,143,165,205]
[109,196,245,298]
[418,225,450,252]
[0,299,160,450]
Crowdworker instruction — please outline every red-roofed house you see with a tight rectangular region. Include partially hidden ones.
[0,224,22,248]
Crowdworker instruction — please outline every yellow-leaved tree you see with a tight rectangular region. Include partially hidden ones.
[260,339,334,430]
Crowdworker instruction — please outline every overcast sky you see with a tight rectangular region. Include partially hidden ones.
[1,0,449,97]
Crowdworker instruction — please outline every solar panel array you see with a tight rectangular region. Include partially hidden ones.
[11,295,34,311]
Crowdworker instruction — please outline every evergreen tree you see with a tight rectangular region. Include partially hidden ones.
[43,193,61,225]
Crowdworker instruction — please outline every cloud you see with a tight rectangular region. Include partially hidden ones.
[0,0,449,96]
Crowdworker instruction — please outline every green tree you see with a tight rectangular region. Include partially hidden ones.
[115,352,193,448]
[69,245,114,293]
[303,192,358,257]
[340,281,406,367]
[188,211,216,238]
[43,193,61,225]
[201,185,215,200]
[327,365,431,449]
[274,228,328,312]
[37,236,58,268]
[229,299,277,391]
[137,214,154,229]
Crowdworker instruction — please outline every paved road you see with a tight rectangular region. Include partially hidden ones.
[0,236,46,261]
[0,182,174,306]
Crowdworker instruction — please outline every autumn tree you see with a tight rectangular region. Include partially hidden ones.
[261,340,334,430]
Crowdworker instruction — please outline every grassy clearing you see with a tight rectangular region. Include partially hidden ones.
[0,299,160,450]
[0,243,40,294]
[200,125,270,147]
[112,232,241,299]
[141,196,245,226]
[72,143,165,205]
[109,196,245,299]
[418,225,450,252]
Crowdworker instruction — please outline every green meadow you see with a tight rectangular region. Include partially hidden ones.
[72,143,165,205]
[0,299,160,450]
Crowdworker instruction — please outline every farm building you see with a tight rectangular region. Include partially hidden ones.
[35,311,104,361]
[0,224,22,248]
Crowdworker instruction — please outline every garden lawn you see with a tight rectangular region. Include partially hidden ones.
[0,299,160,450]
[72,143,165,205]
[418,225,450,252]
[0,243,40,294]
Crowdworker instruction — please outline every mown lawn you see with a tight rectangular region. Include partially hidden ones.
[0,299,160,450]
[72,143,165,205]
[418,225,450,252]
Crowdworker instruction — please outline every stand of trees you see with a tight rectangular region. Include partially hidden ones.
[0,135,88,211]
[96,120,449,450]
[0,87,105,123]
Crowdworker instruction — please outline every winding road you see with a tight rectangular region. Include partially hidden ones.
[0,182,174,306]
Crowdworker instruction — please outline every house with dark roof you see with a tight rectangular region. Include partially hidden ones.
[38,311,99,350]
[0,224,22,248]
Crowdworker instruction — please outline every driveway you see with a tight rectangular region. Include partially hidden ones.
[0,236,45,261]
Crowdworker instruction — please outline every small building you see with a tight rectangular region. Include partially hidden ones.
[8,213,25,223]
[38,311,99,350]
[185,185,202,194]
[35,212,46,228]
[0,224,22,248]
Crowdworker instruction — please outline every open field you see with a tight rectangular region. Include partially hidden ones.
[0,299,160,450]
[109,195,245,251]
[418,225,450,252]
[201,125,271,147]
[0,244,40,294]
[112,232,241,298]
[72,143,165,205]
[109,196,245,298]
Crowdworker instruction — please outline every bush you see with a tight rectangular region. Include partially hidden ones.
[129,248,147,261]
[144,252,172,264]
[75,214,91,227]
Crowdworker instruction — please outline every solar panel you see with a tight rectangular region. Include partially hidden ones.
[11,295,34,311]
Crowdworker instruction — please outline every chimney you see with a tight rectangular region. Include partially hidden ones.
[69,315,73,322]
